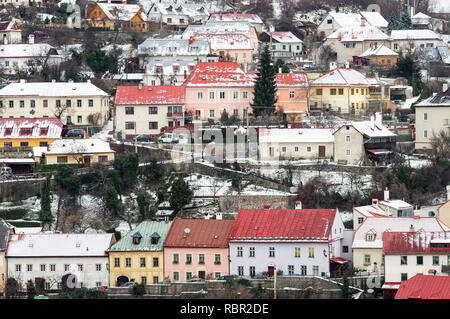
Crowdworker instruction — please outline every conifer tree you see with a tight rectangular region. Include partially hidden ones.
[39,176,53,224]
[400,13,412,29]
[387,12,399,32]
[251,44,277,117]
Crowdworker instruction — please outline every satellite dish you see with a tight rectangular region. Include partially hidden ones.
[184,228,191,234]
[366,4,381,13]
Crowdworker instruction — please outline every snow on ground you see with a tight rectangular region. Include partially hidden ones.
[92,118,114,141]
[400,96,420,110]
[272,0,281,19]
[428,0,450,13]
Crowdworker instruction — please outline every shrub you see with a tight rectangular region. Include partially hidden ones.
[132,283,146,296]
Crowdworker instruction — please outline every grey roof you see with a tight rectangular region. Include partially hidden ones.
[0,219,12,251]
[137,38,209,56]
[416,89,450,107]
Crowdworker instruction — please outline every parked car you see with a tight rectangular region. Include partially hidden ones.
[0,167,12,177]
[136,134,152,142]
[218,275,238,280]
[65,129,86,138]
[158,133,178,144]
[121,281,136,287]
[187,278,203,282]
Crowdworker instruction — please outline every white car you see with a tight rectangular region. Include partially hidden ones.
[0,167,12,177]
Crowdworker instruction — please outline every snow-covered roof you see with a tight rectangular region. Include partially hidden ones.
[327,25,388,42]
[391,29,441,41]
[145,60,196,76]
[327,11,362,27]
[379,199,413,210]
[209,13,263,24]
[275,73,309,87]
[45,138,114,155]
[184,61,254,87]
[95,3,147,21]
[428,0,450,13]
[354,204,390,218]
[7,233,114,257]
[352,217,449,249]
[259,128,334,144]
[415,88,450,107]
[360,11,388,28]
[349,119,397,138]
[0,20,20,32]
[311,68,383,86]
[115,85,185,105]
[181,21,254,39]
[193,33,252,50]
[112,73,144,81]
[0,43,58,58]
[152,2,209,18]
[267,31,303,43]
[0,118,63,139]
[138,38,210,56]
[0,81,109,97]
[360,44,398,57]
[412,12,431,20]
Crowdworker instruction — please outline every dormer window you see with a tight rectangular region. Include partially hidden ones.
[366,231,376,241]
[132,232,142,245]
[151,232,160,245]
[5,128,12,135]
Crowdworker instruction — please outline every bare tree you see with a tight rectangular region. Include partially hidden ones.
[430,130,450,159]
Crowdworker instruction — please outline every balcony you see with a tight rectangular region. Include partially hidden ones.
[167,112,184,118]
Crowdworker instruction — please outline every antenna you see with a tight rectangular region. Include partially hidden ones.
[184,228,191,234]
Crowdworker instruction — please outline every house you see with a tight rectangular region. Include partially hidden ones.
[391,29,442,55]
[163,219,235,281]
[192,33,253,64]
[147,2,209,27]
[258,31,303,58]
[439,187,450,227]
[107,220,172,286]
[382,232,450,288]
[317,11,388,38]
[6,233,115,290]
[411,12,432,29]
[394,275,450,299]
[137,38,210,67]
[181,21,259,50]
[351,216,449,274]
[0,220,14,297]
[44,138,115,166]
[0,20,22,44]
[258,128,334,161]
[324,22,390,64]
[143,60,196,86]
[414,85,450,151]
[209,13,264,33]
[87,3,149,32]
[114,84,185,139]
[415,46,450,65]
[184,61,254,120]
[229,208,349,278]
[275,73,309,123]
[333,113,397,165]
[0,40,64,74]
[357,44,398,67]
[0,117,63,149]
[0,80,110,127]
[309,68,390,114]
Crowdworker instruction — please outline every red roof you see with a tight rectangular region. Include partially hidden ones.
[163,219,235,248]
[184,62,254,87]
[382,231,450,253]
[114,85,185,105]
[230,209,337,242]
[330,257,351,264]
[275,73,309,87]
[0,117,63,139]
[395,275,450,299]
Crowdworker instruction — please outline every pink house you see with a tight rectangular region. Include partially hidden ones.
[184,61,254,120]
[163,219,235,281]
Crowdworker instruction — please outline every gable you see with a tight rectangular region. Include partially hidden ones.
[87,4,108,19]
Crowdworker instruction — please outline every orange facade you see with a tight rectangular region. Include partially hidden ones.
[87,4,148,32]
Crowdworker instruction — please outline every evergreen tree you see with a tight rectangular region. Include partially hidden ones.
[105,187,121,216]
[26,280,36,299]
[273,58,290,73]
[169,178,192,212]
[220,109,229,124]
[39,176,53,224]
[387,12,399,32]
[400,13,412,29]
[251,44,278,117]
[137,192,150,220]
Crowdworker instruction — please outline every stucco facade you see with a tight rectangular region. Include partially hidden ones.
[415,105,450,151]
[333,125,365,165]
[439,201,450,228]
[352,248,384,272]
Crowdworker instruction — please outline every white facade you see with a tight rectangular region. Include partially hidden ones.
[391,30,443,54]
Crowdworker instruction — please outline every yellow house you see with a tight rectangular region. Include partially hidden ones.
[310,67,390,114]
[87,3,148,32]
[107,221,172,286]
[0,117,63,149]
[44,138,115,166]
[0,220,14,298]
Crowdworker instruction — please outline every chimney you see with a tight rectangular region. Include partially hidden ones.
[345,61,350,69]
[361,17,366,27]
[409,224,415,232]
[372,198,379,206]
[295,201,302,209]
[443,82,448,92]
[329,61,337,71]
[375,112,382,126]
[51,79,56,83]
[216,213,223,220]
[19,79,26,83]
[447,185,450,201]
[264,204,271,209]
[278,67,282,73]
[28,34,35,44]
[370,115,375,130]
[184,70,187,79]
[384,187,389,201]
[3,36,7,45]
[138,82,143,90]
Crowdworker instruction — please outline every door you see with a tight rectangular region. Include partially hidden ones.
[318,145,326,158]
[116,275,129,287]
[269,147,274,158]
[268,266,274,277]
[84,156,91,167]
[198,271,206,279]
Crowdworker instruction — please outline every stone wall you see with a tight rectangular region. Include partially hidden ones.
[219,195,296,211]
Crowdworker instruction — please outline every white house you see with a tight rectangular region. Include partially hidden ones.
[391,29,443,54]
[258,31,303,58]
[147,2,209,27]
[6,233,115,289]
[229,208,349,278]
[143,60,197,85]
[0,20,22,44]
[208,13,264,33]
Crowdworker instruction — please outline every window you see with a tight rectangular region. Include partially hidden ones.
[343,246,349,253]
[238,266,244,276]
[358,217,364,224]
[269,247,275,257]
[50,264,56,271]
[88,99,93,107]
[345,135,351,143]
[26,264,32,272]
[0,101,2,108]
[30,100,35,108]
[307,146,311,152]
[432,256,439,265]
[15,264,21,272]
[327,19,332,24]
[65,264,70,271]
[77,116,82,123]
[316,89,322,95]
[424,130,428,138]
[233,109,238,117]
[20,141,28,147]
[96,264,102,271]
[210,109,215,117]
[366,233,375,241]
[233,91,239,99]
[243,91,248,99]
[237,247,243,257]
[364,254,371,265]
[173,253,179,264]
[140,258,146,267]
[295,247,301,257]
[214,254,221,264]
[66,100,71,107]
[45,282,51,290]
[401,273,408,281]
[186,254,192,264]
[78,264,83,271]
[173,272,179,281]
[40,264,46,271]
[66,116,72,124]
[125,122,135,130]
[416,256,423,265]
[198,92,203,100]
[313,266,319,276]
[294,146,299,152]
[338,89,344,95]
[149,107,158,114]
[330,89,337,95]
[19,100,24,108]
[308,248,314,258]
[288,265,294,275]
[149,122,158,130]
[219,92,225,99]
[249,247,255,257]
[199,254,205,264]
[125,258,131,267]
[281,146,286,153]
[346,149,351,156]
[57,156,68,163]
[98,156,108,163]
[301,265,307,275]
[9,100,13,108]
[290,91,294,98]
[77,100,82,107]
[153,257,159,267]
[125,107,134,115]
[186,272,192,281]
[249,266,256,277]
